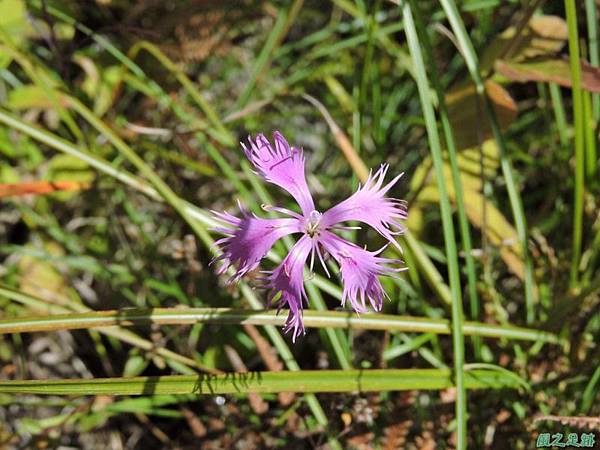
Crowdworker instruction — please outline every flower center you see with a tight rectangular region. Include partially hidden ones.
[305,210,322,237]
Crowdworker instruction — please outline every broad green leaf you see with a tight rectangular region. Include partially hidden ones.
[7,85,69,111]
[0,0,33,48]
[47,153,95,184]
[0,165,19,184]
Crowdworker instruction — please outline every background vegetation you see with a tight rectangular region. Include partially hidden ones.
[0,0,598,448]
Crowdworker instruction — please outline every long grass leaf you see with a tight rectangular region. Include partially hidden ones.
[0,283,215,374]
[0,302,562,344]
[564,0,585,288]
[0,368,523,396]
[402,3,467,447]
[232,1,301,111]
[585,0,600,121]
[410,1,481,358]
[439,0,537,324]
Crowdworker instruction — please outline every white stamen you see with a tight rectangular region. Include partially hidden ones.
[305,210,323,237]
[316,245,331,278]
[309,246,316,273]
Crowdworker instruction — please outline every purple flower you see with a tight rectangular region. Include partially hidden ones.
[212,132,407,341]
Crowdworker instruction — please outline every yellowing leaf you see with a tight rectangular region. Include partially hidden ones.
[0,181,90,197]
[7,85,70,111]
[495,58,600,93]
[446,80,517,149]
[409,140,525,280]
[18,243,72,306]
[480,15,568,71]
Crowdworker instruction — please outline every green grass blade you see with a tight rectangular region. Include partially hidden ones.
[580,365,600,413]
[232,1,299,111]
[0,284,213,374]
[0,108,170,202]
[583,91,598,180]
[464,363,531,392]
[401,232,452,305]
[440,0,537,324]
[63,96,213,246]
[0,41,84,143]
[549,83,568,147]
[0,302,562,345]
[32,1,255,206]
[585,0,600,121]
[402,3,467,447]
[564,0,585,288]
[410,1,481,358]
[0,368,524,396]
[359,0,380,122]
[126,41,234,145]
[383,333,435,361]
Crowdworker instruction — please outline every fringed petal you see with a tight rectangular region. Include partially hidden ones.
[264,235,313,342]
[318,231,404,314]
[211,208,302,283]
[243,132,315,216]
[321,164,407,249]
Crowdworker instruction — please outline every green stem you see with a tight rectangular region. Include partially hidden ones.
[126,41,234,146]
[65,96,213,246]
[549,83,568,147]
[410,1,481,359]
[440,0,537,324]
[0,369,523,396]
[564,0,585,288]
[0,283,214,374]
[232,1,299,111]
[585,0,600,121]
[403,3,467,448]
[583,91,598,180]
[0,303,562,345]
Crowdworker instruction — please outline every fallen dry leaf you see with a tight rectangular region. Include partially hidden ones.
[495,58,600,93]
[0,181,90,197]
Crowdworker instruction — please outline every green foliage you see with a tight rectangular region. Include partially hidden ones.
[0,0,598,448]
